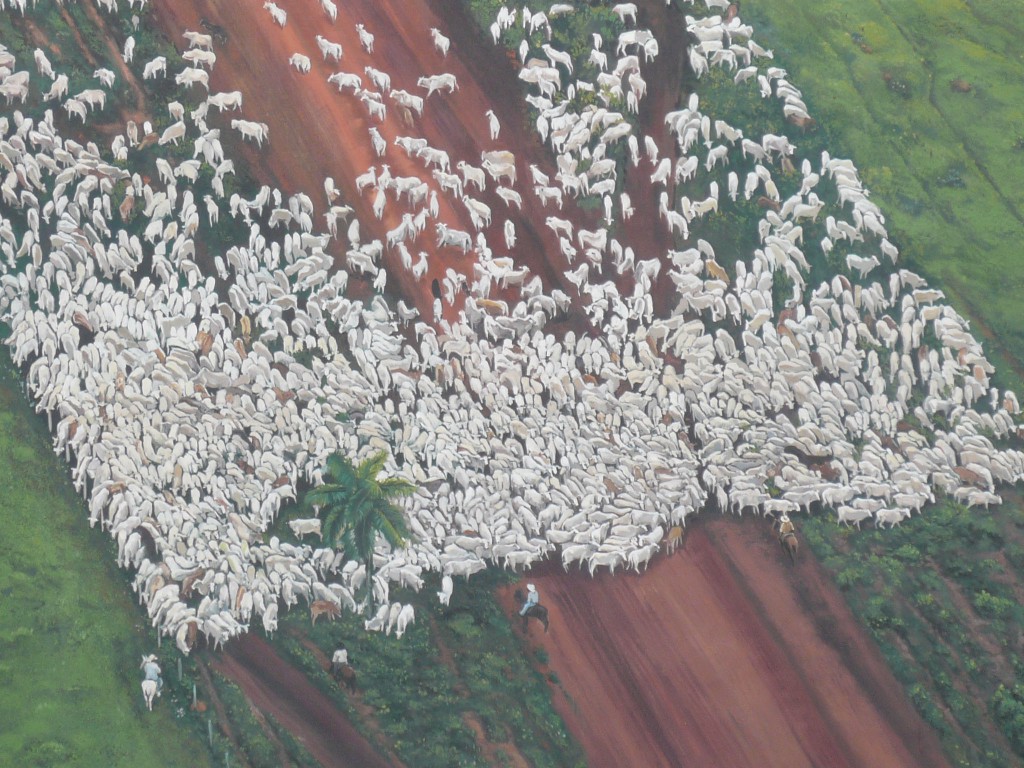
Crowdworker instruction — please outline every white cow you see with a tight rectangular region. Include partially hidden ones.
[356,23,374,53]
[287,518,323,539]
[316,35,343,62]
[430,28,450,57]
[143,56,168,80]
[264,2,287,26]
[289,53,312,74]
[485,109,500,141]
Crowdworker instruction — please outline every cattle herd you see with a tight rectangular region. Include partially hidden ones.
[0,0,1020,653]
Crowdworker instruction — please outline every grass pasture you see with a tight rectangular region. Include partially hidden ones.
[739,0,1024,390]
[0,347,212,768]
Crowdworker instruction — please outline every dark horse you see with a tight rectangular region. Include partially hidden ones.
[332,663,357,693]
[779,531,798,563]
[513,589,549,633]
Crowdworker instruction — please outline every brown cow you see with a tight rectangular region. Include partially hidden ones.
[310,600,341,626]
[666,526,685,555]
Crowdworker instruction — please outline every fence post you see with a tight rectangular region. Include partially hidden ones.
[177,658,182,682]
[208,718,213,747]
[193,683,198,708]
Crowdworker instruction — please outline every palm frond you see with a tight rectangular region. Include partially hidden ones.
[375,503,410,549]
[377,477,417,497]
[357,450,389,482]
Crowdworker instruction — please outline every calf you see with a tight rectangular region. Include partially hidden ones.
[310,600,341,625]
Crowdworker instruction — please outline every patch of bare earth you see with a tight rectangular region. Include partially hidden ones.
[211,633,392,768]
[498,516,951,768]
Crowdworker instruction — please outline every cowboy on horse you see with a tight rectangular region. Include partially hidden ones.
[515,584,549,633]
[519,584,540,616]
[141,654,164,694]
[775,514,799,562]
[140,654,164,710]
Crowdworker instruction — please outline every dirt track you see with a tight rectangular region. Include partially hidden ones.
[153,0,690,324]
[156,0,580,323]
[500,516,950,768]
[212,634,391,768]
[149,2,952,766]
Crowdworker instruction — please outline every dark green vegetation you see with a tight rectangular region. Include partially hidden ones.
[272,568,585,768]
[305,451,415,610]
[803,498,1024,766]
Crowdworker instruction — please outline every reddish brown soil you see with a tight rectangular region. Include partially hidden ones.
[156,0,553,323]
[151,0,686,325]
[499,516,950,768]
[212,633,391,768]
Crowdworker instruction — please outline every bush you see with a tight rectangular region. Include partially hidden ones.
[991,684,1024,757]
[973,590,1016,620]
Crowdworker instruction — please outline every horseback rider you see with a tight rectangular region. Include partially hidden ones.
[519,583,539,616]
[331,645,349,676]
[141,654,164,696]
[778,513,796,540]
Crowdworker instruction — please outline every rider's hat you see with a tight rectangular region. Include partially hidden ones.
[780,514,789,522]
[527,583,536,591]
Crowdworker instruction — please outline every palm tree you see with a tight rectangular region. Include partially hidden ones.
[305,450,415,611]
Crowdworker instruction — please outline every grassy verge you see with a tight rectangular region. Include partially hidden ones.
[0,343,213,767]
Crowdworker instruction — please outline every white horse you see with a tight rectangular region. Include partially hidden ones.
[141,679,158,711]
[140,654,162,711]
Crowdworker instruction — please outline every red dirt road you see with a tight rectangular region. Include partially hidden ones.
[152,0,688,326]
[212,633,391,768]
[500,516,950,768]
[154,0,590,323]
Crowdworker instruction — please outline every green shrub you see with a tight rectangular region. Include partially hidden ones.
[991,684,1024,757]
[973,590,1016,620]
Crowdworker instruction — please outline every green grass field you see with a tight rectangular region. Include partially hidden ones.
[0,347,212,768]
[739,0,1024,389]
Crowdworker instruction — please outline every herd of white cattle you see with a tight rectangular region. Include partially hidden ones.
[0,0,1021,653]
